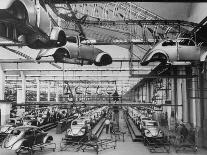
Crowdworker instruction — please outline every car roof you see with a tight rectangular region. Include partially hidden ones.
[143,120,157,123]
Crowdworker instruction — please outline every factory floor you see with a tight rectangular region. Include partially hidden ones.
[1,110,207,155]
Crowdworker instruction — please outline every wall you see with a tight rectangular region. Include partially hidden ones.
[139,2,191,20]
[187,3,207,23]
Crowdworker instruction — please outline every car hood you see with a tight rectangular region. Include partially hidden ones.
[70,128,81,135]
[3,133,23,148]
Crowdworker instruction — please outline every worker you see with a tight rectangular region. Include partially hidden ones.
[105,117,110,134]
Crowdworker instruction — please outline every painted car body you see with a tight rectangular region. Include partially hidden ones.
[141,120,163,138]
[1,126,53,151]
[36,36,113,66]
[140,38,207,66]
[66,117,88,140]
[0,0,66,49]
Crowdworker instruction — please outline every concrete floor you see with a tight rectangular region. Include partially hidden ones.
[1,110,207,155]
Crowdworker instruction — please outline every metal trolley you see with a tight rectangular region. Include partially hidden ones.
[173,124,198,152]
[60,134,116,154]
[16,143,56,155]
[143,129,170,153]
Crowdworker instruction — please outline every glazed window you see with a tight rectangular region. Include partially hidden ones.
[35,129,42,134]
[67,36,77,43]
[72,121,78,125]
[162,40,176,46]
[12,130,21,136]
[146,122,158,127]
[179,39,195,46]
[25,129,34,136]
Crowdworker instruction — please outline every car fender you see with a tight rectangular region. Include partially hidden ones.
[50,27,67,46]
[43,135,53,143]
[141,49,169,66]
[148,49,169,61]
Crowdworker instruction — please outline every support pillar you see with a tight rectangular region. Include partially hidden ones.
[0,65,5,100]
[48,82,51,101]
[36,77,40,102]
[20,71,26,103]
[169,68,177,130]
[202,62,207,148]
[190,67,197,127]
[176,66,187,122]
[54,81,59,102]
[0,65,10,126]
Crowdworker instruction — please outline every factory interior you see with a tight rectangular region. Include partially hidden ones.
[1,0,207,155]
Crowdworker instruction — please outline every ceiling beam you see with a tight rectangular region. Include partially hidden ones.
[84,19,198,27]
[45,0,204,4]
[0,59,140,63]
[4,68,152,72]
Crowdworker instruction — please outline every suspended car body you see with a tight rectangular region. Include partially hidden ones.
[0,0,66,49]
[36,36,113,66]
[140,38,207,66]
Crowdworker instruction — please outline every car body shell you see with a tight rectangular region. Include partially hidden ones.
[140,38,207,66]
[0,0,66,48]
[36,36,112,66]
[1,126,53,150]
[66,117,88,140]
[141,120,163,138]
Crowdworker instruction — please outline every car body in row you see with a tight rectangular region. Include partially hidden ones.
[65,106,108,140]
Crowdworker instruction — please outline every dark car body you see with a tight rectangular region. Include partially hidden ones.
[2,126,53,151]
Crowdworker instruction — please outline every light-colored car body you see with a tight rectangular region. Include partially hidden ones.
[66,117,88,139]
[36,36,113,66]
[141,120,163,138]
[140,38,207,66]
[0,0,66,49]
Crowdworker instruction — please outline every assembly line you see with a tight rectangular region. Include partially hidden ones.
[1,0,207,155]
